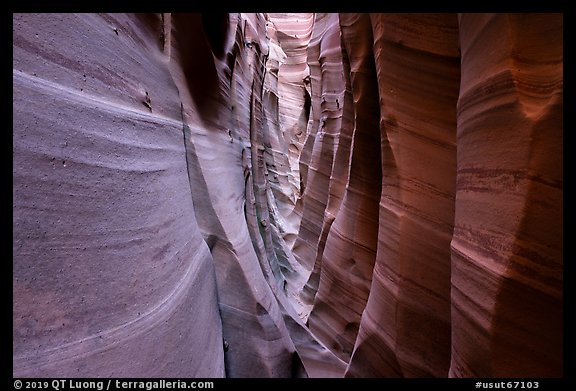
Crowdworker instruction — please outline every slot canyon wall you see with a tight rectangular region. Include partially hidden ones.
[13,13,563,378]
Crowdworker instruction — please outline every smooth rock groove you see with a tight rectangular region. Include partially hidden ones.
[13,13,562,377]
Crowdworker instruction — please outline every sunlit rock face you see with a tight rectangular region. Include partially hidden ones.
[13,13,562,378]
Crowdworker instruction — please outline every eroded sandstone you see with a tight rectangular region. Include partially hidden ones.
[13,13,563,378]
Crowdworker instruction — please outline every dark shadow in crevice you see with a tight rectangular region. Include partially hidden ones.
[201,13,229,60]
[303,87,312,125]
[171,13,220,121]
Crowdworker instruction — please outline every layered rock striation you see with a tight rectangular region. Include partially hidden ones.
[13,13,562,378]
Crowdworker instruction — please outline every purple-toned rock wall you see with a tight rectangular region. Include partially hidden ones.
[13,13,562,378]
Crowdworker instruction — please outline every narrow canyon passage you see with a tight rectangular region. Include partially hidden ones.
[13,13,563,378]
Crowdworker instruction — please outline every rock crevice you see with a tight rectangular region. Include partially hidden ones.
[13,12,562,378]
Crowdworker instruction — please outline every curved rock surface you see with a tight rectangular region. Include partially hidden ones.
[13,13,562,378]
[306,13,382,363]
[449,13,563,377]
[13,13,225,377]
[345,13,460,377]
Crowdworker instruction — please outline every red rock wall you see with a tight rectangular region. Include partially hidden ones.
[306,13,382,363]
[449,13,563,377]
[298,13,562,378]
[13,13,562,378]
[344,13,460,377]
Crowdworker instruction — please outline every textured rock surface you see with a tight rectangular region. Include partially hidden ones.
[13,13,225,377]
[303,13,563,378]
[345,13,460,377]
[13,13,562,378]
[13,12,343,378]
[293,12,351,311]
[306,13,382,363]
[449,13,563,377]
